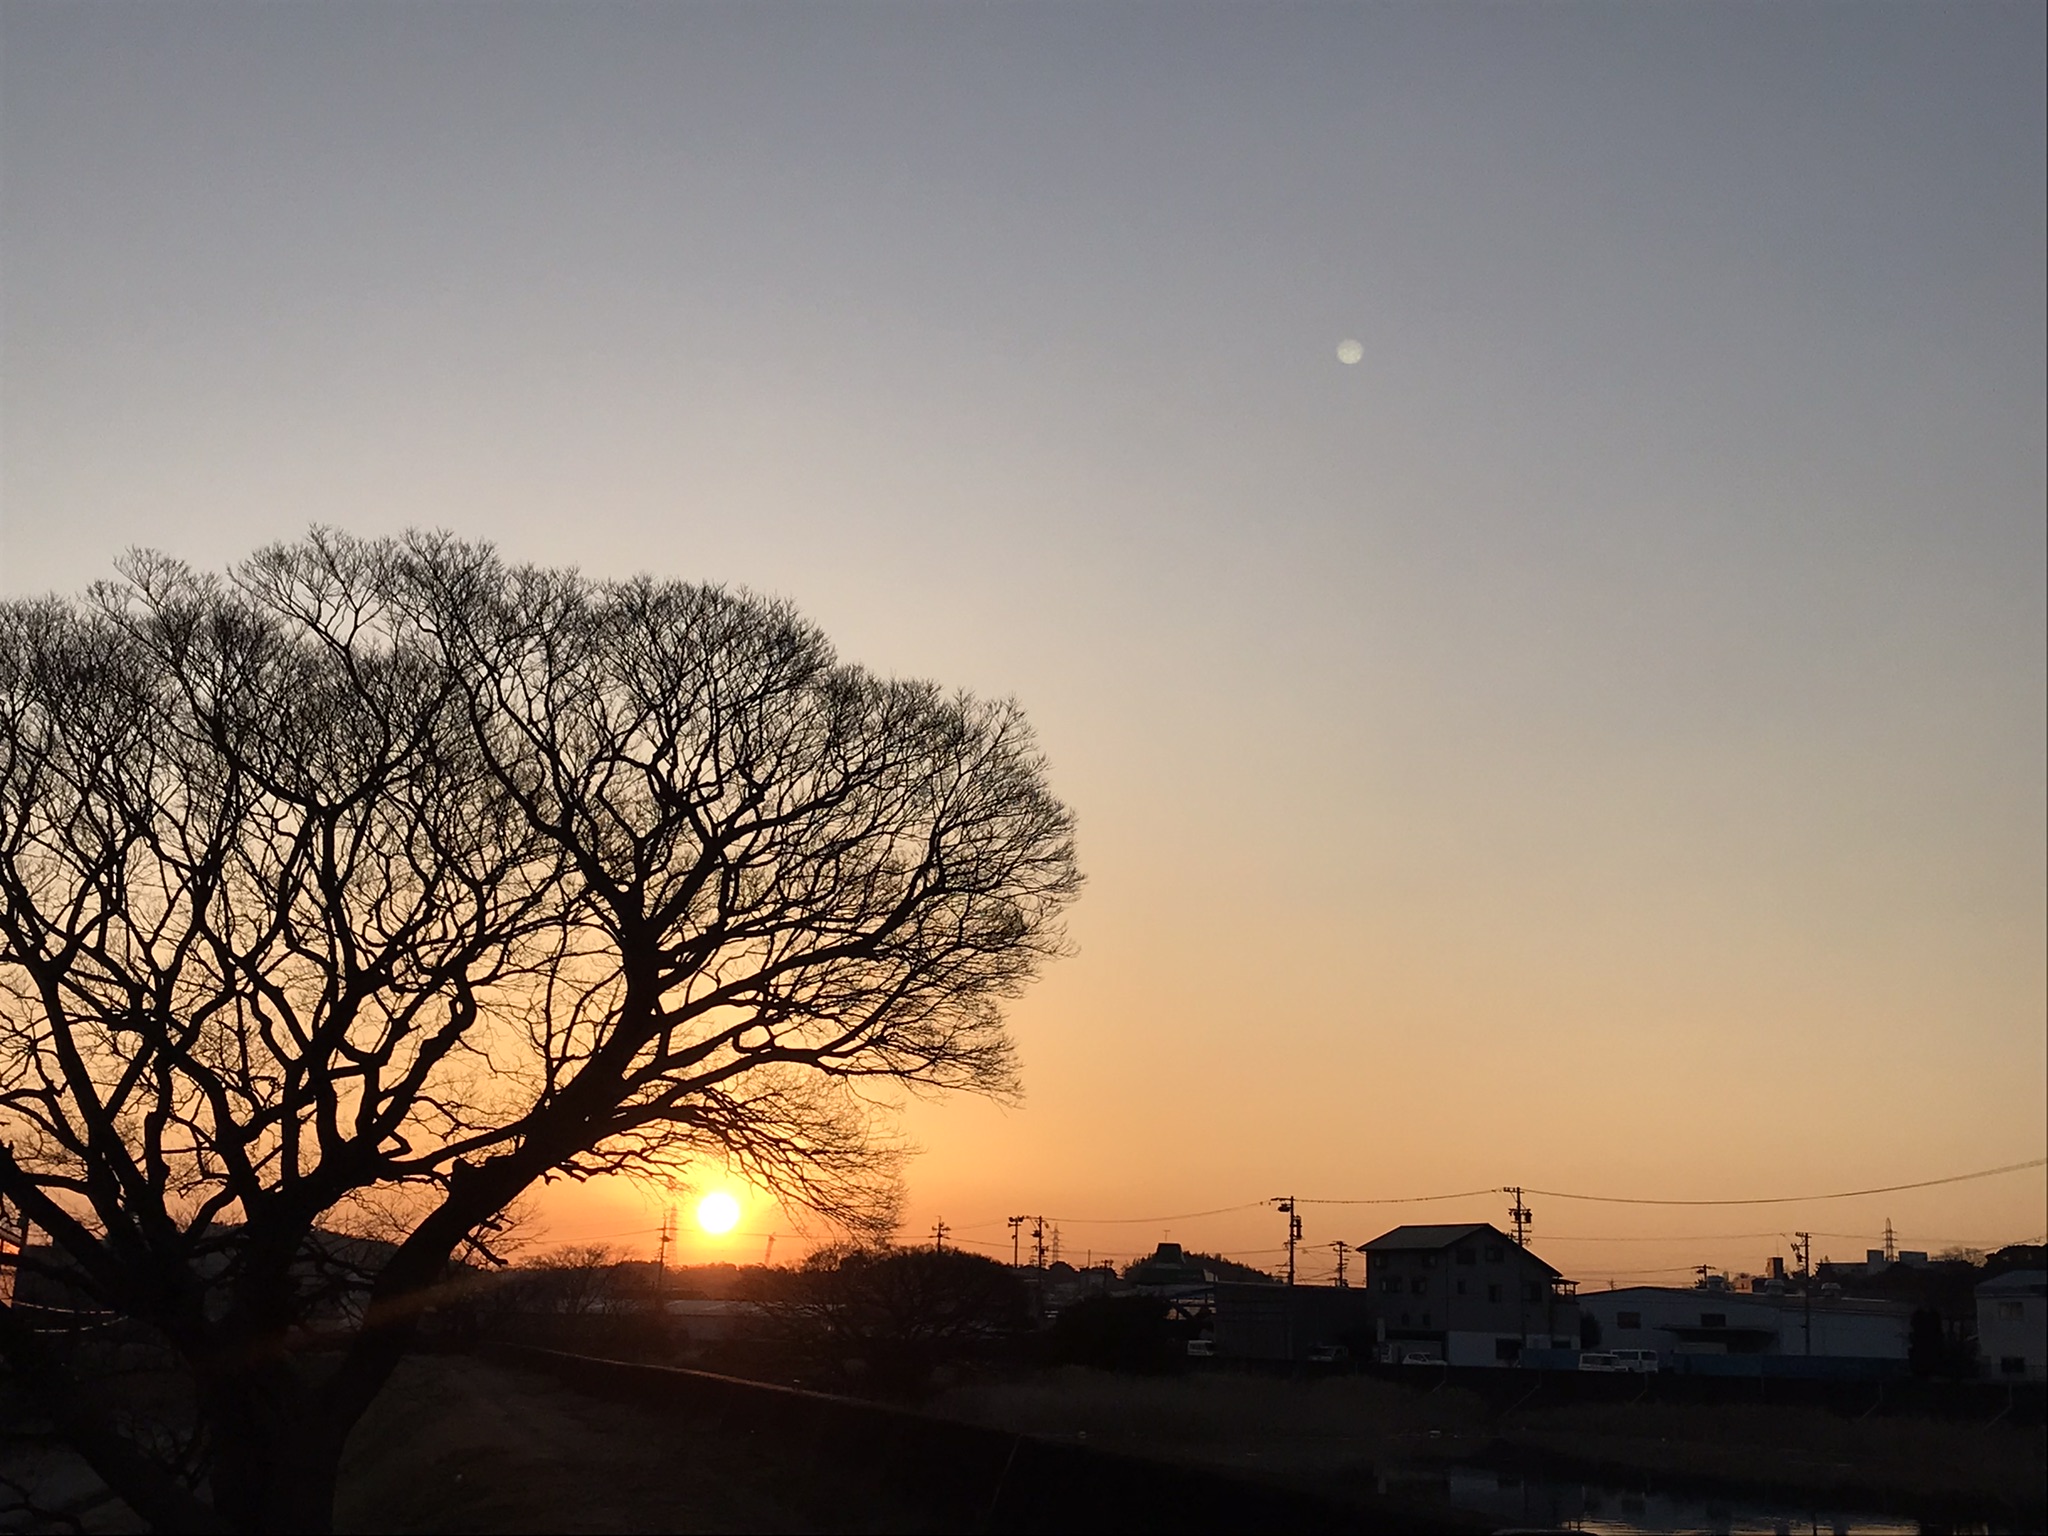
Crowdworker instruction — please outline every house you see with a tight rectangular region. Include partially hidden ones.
[1578,1279,1910,1367]
[1360,1223,1579,1366]
[1975,1270,2047,1381]
[1125,1242,1211,1289]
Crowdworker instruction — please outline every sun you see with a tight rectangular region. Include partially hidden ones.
[696,1191,741,1235]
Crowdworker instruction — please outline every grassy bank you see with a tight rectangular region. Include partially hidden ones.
[338,1353,1473,1533]
[339,1354,950,1533]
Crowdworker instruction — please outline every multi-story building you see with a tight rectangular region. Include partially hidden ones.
[1360,1223,1579,1367]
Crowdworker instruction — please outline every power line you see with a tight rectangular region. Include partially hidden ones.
[1297,1187,1499,1206]
[1037,1200,1270,1226]
[1523,1157,2045,1207]
[921,1158,2044,1248]
[1538,1228,2036,1246]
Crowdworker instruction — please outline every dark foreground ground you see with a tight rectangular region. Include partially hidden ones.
[338,1352,1478,1534]
[7,1352,2042,1532]
[339,1353,947,1534]
[341,1351,2045,1534]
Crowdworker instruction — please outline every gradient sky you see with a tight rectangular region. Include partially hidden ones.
[3,1,2043,1283]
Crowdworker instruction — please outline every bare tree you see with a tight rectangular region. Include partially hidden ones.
[746,1245,1029,1389]
[0,532,1079,1532]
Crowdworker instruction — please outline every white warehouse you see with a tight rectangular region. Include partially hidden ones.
[1579,1282,1909,1363]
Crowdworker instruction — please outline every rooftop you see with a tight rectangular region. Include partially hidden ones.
[1360,1223,1562,1276]
[1361,1224,1490,1250]
[1977,1269,2048,1297]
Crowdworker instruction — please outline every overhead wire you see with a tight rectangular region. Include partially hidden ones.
[1038,1200,1272,1226]
[1296,1187,1499,1206]
[1521,1156,2044,1207]
[999,1157,2045,1229]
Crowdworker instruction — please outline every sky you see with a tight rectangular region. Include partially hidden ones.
[3,1,2043,1285]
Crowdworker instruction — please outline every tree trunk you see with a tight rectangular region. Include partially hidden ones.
[203,1376,347,1535]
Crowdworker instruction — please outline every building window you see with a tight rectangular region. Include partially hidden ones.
[1422,1312,1432,1327]
[1524,1283,1543,1302]
[1400,1312,1410,1326]
[1997,1302,2025,1322]
[1456,1247,1476,1265]
[1488,1284,1503,1304]
[2000,1356,2028,1376]
[1617,1311,1641,1329]
[1701,1313,1726,1329]
[1411,1277,1428,1295]
[1421,1253,1438,1268]
[1485,1246,1503,1262]
[1381,1277,1400,1295]
[1455,1280,1468,1296]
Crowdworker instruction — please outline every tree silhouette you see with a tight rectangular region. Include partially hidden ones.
[0,532,1079,1532]
[747,1245,1030,1389]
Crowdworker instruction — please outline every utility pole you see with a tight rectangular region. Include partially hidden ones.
[932,1217,950,1253]
[1008,1216,1026,1269]
[1031,1216,1047,1269]
[1694,1263,1710,1288]
[655,1208,673,1299]
[1506,1187,1532,1248]
[1330,1241,1351,1288]
[1792,1232,1813,1356]
[1273,1198,1302,1286]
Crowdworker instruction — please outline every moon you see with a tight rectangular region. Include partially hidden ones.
[696,1191,741,1235]
[1337,338,1364,365]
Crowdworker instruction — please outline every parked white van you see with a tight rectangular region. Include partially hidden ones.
[1577,1352,1627,1372]
[1608,1348,1660,1373]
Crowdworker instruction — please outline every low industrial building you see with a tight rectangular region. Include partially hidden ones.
[1210,1280,1373,1362]
[1975,1269,2047,1381]
[1360,1223,1580,1367]
[1578,1279,1910,1366]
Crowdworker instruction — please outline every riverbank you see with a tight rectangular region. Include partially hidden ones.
[338,1353,949,1533]
[928,1366,2047,1528]
[338,1352,1483,1533]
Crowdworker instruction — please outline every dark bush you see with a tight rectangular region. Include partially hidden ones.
[1046,1294,1183,1373]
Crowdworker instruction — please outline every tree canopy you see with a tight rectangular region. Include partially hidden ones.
[0,532,1079,1531]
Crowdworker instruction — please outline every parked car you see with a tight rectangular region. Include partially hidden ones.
[1306,1343,1349,1365]
[1577,1352,1628,1372]
[1186,1338,1215,1358]
[1399,1350,1444,1366]
[1608,1348,1659,1373]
